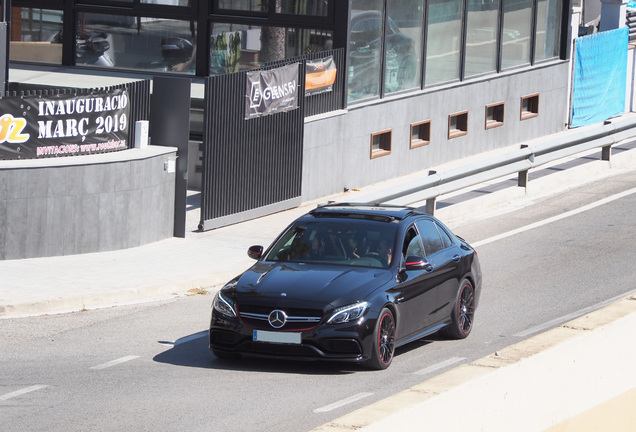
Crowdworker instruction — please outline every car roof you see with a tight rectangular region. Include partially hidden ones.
[308,202,425,222]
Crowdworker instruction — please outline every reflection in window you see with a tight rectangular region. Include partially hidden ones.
[10,7,63,64]
[209,23,332,74]
[216,0,268,12]
[277,0,329,16]
[535,0,562,62]
[465,0,499,78]
[426,0,462,86]
[77,13,197,73]
[415,220,445,256]
[348,0,383,102]
[502,0,532,69]
[384,0,422,94]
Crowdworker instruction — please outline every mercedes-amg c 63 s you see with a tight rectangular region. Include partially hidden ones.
[210,203,481,369]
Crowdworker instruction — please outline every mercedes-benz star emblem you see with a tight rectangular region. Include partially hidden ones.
[268,310,287,329]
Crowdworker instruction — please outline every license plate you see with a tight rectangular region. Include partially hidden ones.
[253,330,301,345]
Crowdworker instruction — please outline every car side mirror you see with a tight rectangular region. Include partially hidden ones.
[404,255,431,271]
[247,245,264,260]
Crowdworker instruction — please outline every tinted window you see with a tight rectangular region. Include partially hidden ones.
[402,226,425,257]
[264,221,396,269]
[415,219,445,256]
[348,1,383,102]
[436,223,453,249]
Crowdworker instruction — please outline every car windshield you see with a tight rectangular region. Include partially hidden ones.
[263,220,397,269]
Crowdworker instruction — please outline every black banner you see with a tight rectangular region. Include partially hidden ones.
[0,88,130,160]
[245,63,299,120]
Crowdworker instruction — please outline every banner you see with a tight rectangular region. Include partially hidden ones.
[305,56,337,96]
[245,63,299,119]
[0,88,130,160]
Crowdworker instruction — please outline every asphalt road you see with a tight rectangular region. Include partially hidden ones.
[2,169,635,432]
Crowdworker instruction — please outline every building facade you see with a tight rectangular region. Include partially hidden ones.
[5,0,574,237]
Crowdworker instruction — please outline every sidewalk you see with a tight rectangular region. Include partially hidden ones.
[1,136,635,319]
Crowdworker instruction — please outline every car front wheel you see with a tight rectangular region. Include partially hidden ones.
[367,308,396,370]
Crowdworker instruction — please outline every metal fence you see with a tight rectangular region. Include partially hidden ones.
[199,49,345,230]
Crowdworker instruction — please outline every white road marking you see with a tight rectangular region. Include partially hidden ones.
[90,355,140,370]
[414,357,466,376]
[313,392,374,414]
[159,331,208,346]
[472,187,636,248]
[1,385,48,401]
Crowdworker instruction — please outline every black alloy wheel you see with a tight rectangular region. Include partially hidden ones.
[442,279,475,340]
[367,308,396,370]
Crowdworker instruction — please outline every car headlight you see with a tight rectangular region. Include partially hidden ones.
[327,301,370,324]
[213,289,237,318]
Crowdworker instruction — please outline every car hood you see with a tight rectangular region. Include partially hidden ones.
[233,261,392,308]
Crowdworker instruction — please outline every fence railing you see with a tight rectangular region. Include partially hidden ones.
[355,115,636,213]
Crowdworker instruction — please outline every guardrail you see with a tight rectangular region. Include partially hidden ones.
[356,114,636,214]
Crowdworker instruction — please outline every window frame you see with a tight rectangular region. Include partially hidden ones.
[520,93,539,120]
[410,120,431,149]
[485,102,504,129]
[370,129,392,159]
[448,111,468,139]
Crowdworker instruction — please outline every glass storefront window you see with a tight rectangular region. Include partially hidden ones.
[209,22,332,74]
[9,7,63,64]
[535,0,562,62]
[501,0,532,69]
[425,0,462,86]
[77,13,197,73]
[384,0,422,94]
[464,0,499,78]
[277,0,328,16]
[216,0,268,12]
[348,0,383,102]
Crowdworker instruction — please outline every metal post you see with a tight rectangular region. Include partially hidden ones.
[425,197,436,215]
[2,0,11,94]
[518,145,529,187]
[602,145,612,161]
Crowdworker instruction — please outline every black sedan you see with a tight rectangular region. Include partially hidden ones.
[209,203,481,370]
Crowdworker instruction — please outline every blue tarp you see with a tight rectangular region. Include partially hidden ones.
[571,27,628,128]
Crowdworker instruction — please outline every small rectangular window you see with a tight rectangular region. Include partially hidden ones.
[448,111,468,139]
[485,103,504,129]
[371,130,392,158]
[410,120,431,149]
[521,94,539,120]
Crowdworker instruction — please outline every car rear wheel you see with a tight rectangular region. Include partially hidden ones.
[442,279,475,340]
[367,308,396,370]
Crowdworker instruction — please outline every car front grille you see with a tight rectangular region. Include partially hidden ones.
[238,304,323,330]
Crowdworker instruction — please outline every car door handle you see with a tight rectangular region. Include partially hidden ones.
[453,254,461,262]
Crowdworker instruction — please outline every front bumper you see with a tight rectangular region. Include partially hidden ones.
[209,309,377,362]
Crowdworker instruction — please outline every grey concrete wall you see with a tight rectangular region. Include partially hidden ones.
[302,61,570,202]
[0,147,177,260]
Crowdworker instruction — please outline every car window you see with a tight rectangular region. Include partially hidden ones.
[415,219,445,256]
[402,226,425,258]
[264,221,396,269]
[436,222,453,248]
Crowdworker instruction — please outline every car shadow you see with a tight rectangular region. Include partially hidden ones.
[153,330,366,375]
